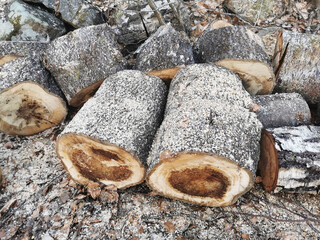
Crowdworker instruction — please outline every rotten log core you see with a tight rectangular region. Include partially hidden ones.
[56,134,145,189]
[147,152,253,207]
[0,82,67,135]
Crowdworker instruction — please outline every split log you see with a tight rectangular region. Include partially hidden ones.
[262,126,320,192]
[135,24,194,82]
[0,56,67,135]
[253,93,311,128]
[43,24,126,107]
[275,31,320,104]
[56,70,167,189]
[194,26,276,95]
[147,64,262,207]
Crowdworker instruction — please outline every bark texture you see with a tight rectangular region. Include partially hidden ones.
[43,23,126,107]
[224,0,285,24]
[56,70,167,189]
[253,93,311,128]
[267,126,320,192]
[194,26,276,95]
[275,31,320,104]
[147,64,262,206]
[135,24,194,73]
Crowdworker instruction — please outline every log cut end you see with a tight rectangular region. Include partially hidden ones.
[258,129,279,192]
[0,54,23,66]
[147,152,253,207]
[215,59,275,95]
[56,134,146,189]
[0,82,67,135]
[68,79,104,108]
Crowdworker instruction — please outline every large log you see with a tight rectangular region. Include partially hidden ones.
[56,70,167,189]
[0,55,67,135]
[194,26,276,95]
[262,126,320,192]
[275,31,320,104]
[135,24,194,82]
[147,64,262,206]
[43,24,126,107]
[253,93,311,128]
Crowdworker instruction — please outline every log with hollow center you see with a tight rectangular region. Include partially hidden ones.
[57,134,144,189]
[0,82,66,135]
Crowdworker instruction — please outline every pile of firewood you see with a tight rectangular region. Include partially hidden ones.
[1,18,319,207]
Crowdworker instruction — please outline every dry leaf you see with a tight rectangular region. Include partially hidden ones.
[87,181,101,199]
[164,221,175,233]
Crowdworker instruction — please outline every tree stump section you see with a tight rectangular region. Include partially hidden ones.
[147,64,262,206]
[275,31,320,104]
[43,24,126,107]
[264,126,320,192]
[253,93,311,128]
[56,70,167,189]
[135,24,194,82]
[0,54,67,135]
[194,26,275,95]
[0,82,66,135]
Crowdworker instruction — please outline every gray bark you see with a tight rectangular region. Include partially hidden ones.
[43,23,126,107]
[224,0,285,24]
[164,64,253,114]
[275,31,320,104]
[0,56,64,98]
[0,41,47,58]
[194,26,270,65]
[106,0,191,45]
[267,126,320,192]
[253,93,311,128]
[135,24,194,72]
[61,70,167,165]
[0,0,66,42]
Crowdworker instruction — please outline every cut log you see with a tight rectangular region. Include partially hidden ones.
[253,93,311,128]
[275,31,320,104]
[135,24,194,81]
[0,82,66,135]
[147,64,262,206]
[194,26,276,95]
[43,24,126,107]
[56,70,167,189]
[262,126,320,192]
[0,54,67,135]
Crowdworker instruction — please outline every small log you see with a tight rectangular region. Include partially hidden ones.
[43,24,126,107]
[135,24,194,81]
[263,126,320,192]
[0,82,66,135]
[147,64,262,206]
[275,31,320,104]
[0,55,67,135]
[253,93,311,128]
[56,70,167,189]
[194,26,276,95]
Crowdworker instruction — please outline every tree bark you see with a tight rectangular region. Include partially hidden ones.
[275,31,320,104]
[43,24,126,107]
[253,93,311,128]
[147,64,262,206]
[263,126,320,192]
[56,70,167,189]
[194,26,276,95]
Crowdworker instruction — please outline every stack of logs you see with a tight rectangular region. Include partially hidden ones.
[1,21,319,206]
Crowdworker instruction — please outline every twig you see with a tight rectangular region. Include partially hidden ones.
[167,0,185,31]
[147,0,165,25]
